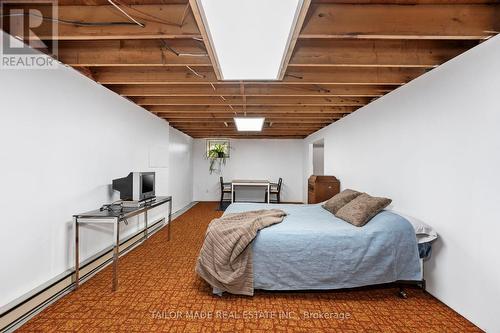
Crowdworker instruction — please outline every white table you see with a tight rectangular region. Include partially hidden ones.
[231,179,270,204]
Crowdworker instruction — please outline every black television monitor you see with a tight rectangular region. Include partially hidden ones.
[112,172,155,201]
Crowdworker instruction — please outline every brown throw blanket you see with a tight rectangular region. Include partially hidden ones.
[195,209,286,296]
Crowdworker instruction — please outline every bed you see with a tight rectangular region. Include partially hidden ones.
[215,202,424,293]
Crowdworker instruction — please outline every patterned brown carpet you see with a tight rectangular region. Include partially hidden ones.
[18,202,480,332]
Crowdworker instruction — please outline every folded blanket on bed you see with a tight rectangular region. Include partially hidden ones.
[195,209,286,296]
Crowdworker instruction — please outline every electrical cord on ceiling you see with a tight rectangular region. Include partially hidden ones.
[111,0,181,27]
[161,40,208,57]
[3,0,184,28]
[1,12,139,26]
[107,0,145,27]
[186,65,205,78]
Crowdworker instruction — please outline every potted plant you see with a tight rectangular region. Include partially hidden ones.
[207,143,228,174]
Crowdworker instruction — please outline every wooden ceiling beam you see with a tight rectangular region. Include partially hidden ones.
[311,0,499,3]
[57,40,211,67]
[165,118,339,123]
[146,105,358,113]
[188,135,307,138]
[58,0,189,4]
[174,128,319,133]
[94,66,426,85]
[156,113,345,119]
[188,134,307,139]
[176,132,317,138]
[289,39,478,67]
[109,84,393,97]
[58,39,477,68]
[13,4,201,40]
[300,4,499,40]
[132,96,371,106]
[54,0,499,4]
[173,126,325,131]
[13,4,497,41]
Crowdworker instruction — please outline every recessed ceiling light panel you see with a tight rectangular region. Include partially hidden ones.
[198,0,303,80]
[234,117,265,131]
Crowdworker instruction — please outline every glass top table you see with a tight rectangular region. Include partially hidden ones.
[73,196,172,291]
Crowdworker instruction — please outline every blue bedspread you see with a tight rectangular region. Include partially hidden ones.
[224,203,421,291]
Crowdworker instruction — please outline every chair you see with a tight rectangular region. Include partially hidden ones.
[265,178,282,203]
[219,177,234,210]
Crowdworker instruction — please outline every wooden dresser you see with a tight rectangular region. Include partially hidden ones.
[308,176,340,204]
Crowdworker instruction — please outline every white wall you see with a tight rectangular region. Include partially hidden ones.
[169,127,194,212]
[304,36,500,332]
[0,35,193,308]
[193,139,304,202]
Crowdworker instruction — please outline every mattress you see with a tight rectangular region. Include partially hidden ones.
[223,202,421,291]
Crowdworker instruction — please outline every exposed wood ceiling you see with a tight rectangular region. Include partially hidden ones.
[3,0,499,138]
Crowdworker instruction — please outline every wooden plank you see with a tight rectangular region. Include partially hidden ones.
[58,0,189,4]
[183,131,310,139]
[132,96,370,106]
[177,127,319,130]
[188,0,223,79]
[311,0,499,3]
[173,125,325,131]
[165,117,339,122]
[289,39,477,67]
[94,66,426,84]
[57,40,211,66]
[156,113,345,119]
[299,4,499,40]
[109,84,392,96]
[174,128,319,133]
[172,122,326,127]
[57,39,476,67]
[277,0,312,79]
[12,5,201,40]
[146,105,358,113]
[175,131,319,138]
[10,4,497,41]
[55,0,500,5]
[283,66,427,84]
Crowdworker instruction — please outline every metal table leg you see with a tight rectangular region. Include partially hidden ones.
[74,217,79,290]
[112,217,119,291]
[144,210,148,240]
[267,184,270,204]
[231,183,234,203]
[168,199,172,241]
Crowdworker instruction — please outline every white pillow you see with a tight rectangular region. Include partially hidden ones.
[388,210,438,243]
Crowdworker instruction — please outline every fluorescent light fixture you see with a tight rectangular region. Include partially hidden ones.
[198,0,302,80]
[234,117,265,132]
